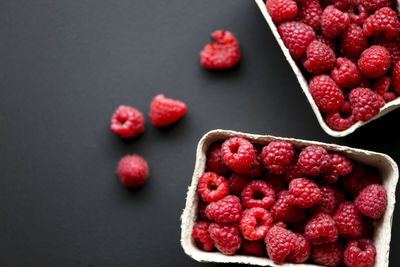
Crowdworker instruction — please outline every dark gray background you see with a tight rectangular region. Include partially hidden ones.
[1,0,399,266]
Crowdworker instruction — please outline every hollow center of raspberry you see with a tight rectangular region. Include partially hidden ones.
[117,114,129,125]
[229,144,240,154]
[255,217,264,227]
[207,181,218,191]
[252,191,265,200]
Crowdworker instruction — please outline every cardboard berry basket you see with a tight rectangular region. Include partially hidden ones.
[253,0,400,137]
[180,129,398,267]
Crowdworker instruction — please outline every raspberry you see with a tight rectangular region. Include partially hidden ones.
[117,155,148,188]
[270,190,306,223]
[344,239,376,267]
[208,222,241,255]
[342,166,383,197]
[330,153,353,175]
[316,34,336,51]
[332,0,354,10]
[310,185,336,214]
[289,178,322,208]
[349,88,385,121]
[310,241,343,267]
[363,0,393,12]
[240,239,264,256]
[297,0,323,30]
[305,212,338,245]
[266,0,298,24]
[278,21,316,59]
[261,141,294,174]
[205,195,242,223]
[355,184,387,219]
[206,143,230,176]
[200,30,240,70]
[286,233,311,263]
[247,147,264,178]
[392,61,400,94]
[197,172,229,203]
[110,105,145,138]
[241,180,276,209]
[321,5,350,39]
[191,221,214,251]
[227,173,249,196]
[263,172,287,192]
[331,57,363,88]
[284,156,303,183]
[349,4,370,26]
[298,145,331,176]
[239,207,273,240]
[221,137,255,174]
[323,166,340,184]
[198,201,208,220]
[373,36,400,64]
[302,40,336,73]
[274,221,287,228]
[265,226,297,264]
[383,92,397,102]
[333,201,363,238]
[372,76,391,95]
[340,24,368,57]
[358,46,391,78]
[309,75,345,113]
[363,7,400,40]
[149,94,187,127]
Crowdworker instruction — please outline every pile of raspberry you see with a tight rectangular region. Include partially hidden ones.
[192,136,387,267]
[266,0,400,131]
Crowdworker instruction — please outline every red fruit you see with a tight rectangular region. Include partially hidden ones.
[239,207,273,240]
[344,239,376,267]
[278,21,316,59]
[240,239,265,256]
[333,201,363,238]
[358,46,391,78]
[373,36,400,64]
[392,61,400,95]
[298,145,331,176]
[330,153,353,175]
[302,40,336,73]
[326,105,357,132]
[197,172,229,203]
[270,190,306,223]
[227,173,249,196]
[321,5,350,39]
[241,180,276,209]
[310,241,343,267]
[206,143,230,176]
[286,233,311,263]
[341,24,368,57]
[305,212,338,245]
[342,166,382,197]
[349,88,385,121]
[208,222,241,255]
[263,172,287,192]
[372,76,391,95]
[261,141,294,174]
[110,105,145,138]
[363,7,400,40]
[192,221,214,251]
[221,137,255,174]
[363,0,393,12]
[284,156,303,183]
[309,75,345,113]
[332,0,354,10]
[117,155,148,188]
[265,226,297,264]
[205,195,242,223]
[355,184,387,219]
[289,178,322,208]
[274,221,287,228]
[149,94,186,127]
[310,185,336,214]
[316,34,336,51]
[331,57,363,88]
[349,4,370,26]
[266,0,299,24]
[383,91,397,102]
[297,0,323,30]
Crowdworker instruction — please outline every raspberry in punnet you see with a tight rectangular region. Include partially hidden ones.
[297,0,323,30]
[265,226,297,264]
[266,0,298,24]
[197,172,229,203]
[341,165,383,197]
[206,143,230,176]
[340,23,368,58]
[332,0,355,10]
[261,140,294,174]
[357,45,391,78]
[298,145,331,176]
[363,0,393,12]
[310,185,336,214]
[355,184,387,219]
[208,222,241,255]
[191,221,214,251]
[363,7,400,40]
[373,36,400,64]
[284,156,303,183]
[286,233,311,263]
[117,155,148,188]
[200,30,240,70]
[305,212,338,245]
[289,178,322,208]
[239,207,273,240]
[321,5,350,39]
[205,195,242,223]
[325,111,357,131]
[330,153,353,176]
[333,201,363,238]
[344,239,376,267]
[240,239,264,256]
[270,190,306,223]
[302,40,336,73]
[372,76,391,95]
[278,21,316,59]
[309,75,345,113]
[227,173,249,196]
[349,4,370,26]
[393,61,400,95]
[110,105,145,138]
[331,57,363,88]
[349,87,385,121]
[149,94,186,127]
[383,91,397,102]
[241,180,276,209]
[310,241,343,267]
[221,137,255,174]
[316,34,336,51]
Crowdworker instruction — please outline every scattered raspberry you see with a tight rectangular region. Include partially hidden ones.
[357,46,391,78]
[310,185,336,214]
[355,184,387,219]
[316,34,336,51]
[197,172,229,203]
[363,7,400,40]
[198,201,208,220]
[310,241,343,267]
[349,87,385,121]
[321,5,350,39]
[302,40,336,73]
[247,147,264,178]
[373,36,400,64]
[192,221,214,251]
[263,172,287,192]
[363,0,393,12]
[305,212,338,245]
[117,155,148,188]
[287,233,311,263]
[206,143,230,176]
[208,222,242,255]
[227,173,249,196]
[298,145,331,176]
[270,190,306,223]
[110,105,145,138]
[221,137,255,174]
[289,178,322,208]
[149,94,187,127]
[344,239,376,267]
[340,23,368,57]
[205,195,242,223]
[239,207,273,240]
[241,180,276,209]
[284,156,303,183]
[331,57,363,88]
[278,21,316,59]
[297,0,323,30]
[383,92,397,102]
[240,239,264,256]
[261,141,294,174]
[200,30,240,70]
[392,61,400,94]
[373,76,391,95]
[266,0,299,24]
[333,201,363,238]
[309,75,345,113]
[349,4,370,26]
[265,226,297,264]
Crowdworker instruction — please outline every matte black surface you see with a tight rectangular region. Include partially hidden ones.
[1,1,399,266]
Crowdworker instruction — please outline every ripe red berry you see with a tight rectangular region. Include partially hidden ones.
[261,140,294,174]
[208,222,242,255]
[363,7,400,40]
[330,153,353,176]
[333,201,363,238]
[278,21,316,59]
[383,91,397,102]
[110,105,145,138]
[206,143,230,176]
[344,239,376,267]
[321,5,350,39]
[372,76,391,95]
[349,87,385,121]
[205,195,242,223]
[331,57,363,88]
[241,180,276,209]
[117,155,148,188]
[289,178,322,208]
[355,184,387,219]
[284,156,303,183]
[325,111,357,131]
[286,233,311,263]
[363,0,393,12]
[349,4,370,26]
[265,226,297,264]
[239,207,273,240]
[373,36,400,64]
[197,172,229,203]
[270,190,306,223]
[227,173,249,196]
[340,23,368,57]
[310,241,343,267]
[392,61,400,95]
[309,75,345,113]
[297,0,323,30]
[302,40,336,73]
[357,45,391,78]
[221,137,255,174]
[266,0,299,24]
[316,34,336,51]
[298,145,331,177]
[305,212,338,245]
[149,94,186,127]
[192,221,214,251]
[310,185,336,214]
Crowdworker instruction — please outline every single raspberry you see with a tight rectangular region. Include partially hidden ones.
[297,0,323,30]
[340,24,368,57]
[323,165,340,184]
[191,221,214,251]
[270,190,306,223]
[344,239,376,267]
[287,233,311,263]
[208,222,241,255]
[149,94,186,127]
[302,40,336,73]
[289,178,322,208]
[278,21,316,59]
[241,180,276,209]
[383,91,397,102]
[263,172,287,192]
[333,201,363,238]
[205,195,242,223]
[355,184,387,219]
[117,155,148,188]
[332,0,354,10]
[349,87,385,121]
[363,7,400,40]
[361,216,375,238]
[372,76,391,95]
[266,0,298,24]
[309,75,345,113]
[373,36,400,64]
[349,4,370,26]
[227,173,249,196]
[363,0,393,12]
[358,46,391,78]
[110,105,145,138]
[310,185,336,214]
[298,145,331,176]
[330,153,353,175]
[274,221,287,228]
[239,207,273,240]
[284,156,304,183]
[247,147,264,178]
[200,30,240,70]
[333,186,346,209]
[221,137,255,174]
[321,5,350,39]
[356,172,383,196]
[198,201,208,220]
[261,141,294,174]
[331,57,363,88]
[305,212,338,245]
[265,226,297,264]
[206,143,230,176]
[240,239,264,256]
[392,61,400,94]
[310,241,343,267]
[316,34,336,51]
[197,172,229,203]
